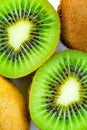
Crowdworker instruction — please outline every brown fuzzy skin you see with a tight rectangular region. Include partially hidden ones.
[0,76,29,130]
[58,0,87,52]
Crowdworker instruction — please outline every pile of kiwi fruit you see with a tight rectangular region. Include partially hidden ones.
[0,0,87,130]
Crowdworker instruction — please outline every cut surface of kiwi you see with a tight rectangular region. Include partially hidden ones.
[0,0,60,78]
[0,76,29,130]
[30,50,87,130]
[58,0,87,52]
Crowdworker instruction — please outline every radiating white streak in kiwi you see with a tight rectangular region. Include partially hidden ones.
[51,66,65,82]
[0,20,8,28]
[0,9,12,27]
[81,94,87,99]
[67,109,73,130]
[46,73,62,84]
[77,106,86,126]
[19,0,26,19]
[23,0,28,17]
[66,53,72,75]
[35,14,54,24]
[29,2,43,16]
[18,0,22,19]
[56,63,69,80]
[25,3,33,19]
[0,43,7,49]
[30,29,53,36]
[5,4,16,23]
[74,59,84,73]
[53,112,61,130]
[12,0,19,20]
[75,106,82,128]
[21,45,34,67]
[0,26,5,31]
[62,112,66,130]
[0,19,10,30]
[6,49,13,62]
[26,0,34,18]
[24,45,40,66]
[80,104,87,117]
[35,107,47,117]
[79,72,87,80]
[0,38,8,41]
[27,4,42,20]
[80,76,87,84]
[31,39,50,50]
[0,10,11,26]
[46,73,62,85]
[5,47,12,59]
[34,14,54,23]
[60,57,69,73]
[45,111,57,129]
[0,33,7,36]
[70,106,78,129]
[0,45,6,51]
[7,5,16,22]
[73,107,82,129]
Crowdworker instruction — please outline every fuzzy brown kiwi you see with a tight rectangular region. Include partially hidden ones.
[0,76,29,130]
[58,0,87,52]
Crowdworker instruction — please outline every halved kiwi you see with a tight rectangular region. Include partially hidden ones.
[0,0,60,78]
[58,0,87,52]
[30,50,87,130]
[0,76,29,130]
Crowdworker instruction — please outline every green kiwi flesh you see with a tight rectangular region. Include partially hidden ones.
[58,0,87,52]
[0,0,60,78]
[30,50,87,130]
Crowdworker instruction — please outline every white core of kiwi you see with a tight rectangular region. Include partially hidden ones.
[57,77,80,106]
[7,20,33,50]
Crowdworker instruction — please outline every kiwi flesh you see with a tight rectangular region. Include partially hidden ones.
[0,76,29,130]
[30,50,87,130]
[0,0,60,78]
[58,0,87,52]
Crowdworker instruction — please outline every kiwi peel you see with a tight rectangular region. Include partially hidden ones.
[0,0,60,78]
[58,0,87,52]
[30,50,87,130]
[0,76,29,130]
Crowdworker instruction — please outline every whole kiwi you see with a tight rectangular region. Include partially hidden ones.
[0,76,29,130]
[29,50,87,130]
[58,0,87,52]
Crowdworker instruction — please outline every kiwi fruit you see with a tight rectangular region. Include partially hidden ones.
[30,50,87,130]
[0,76,29,130]
[0,0,60,78]
[58,0,87,52]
